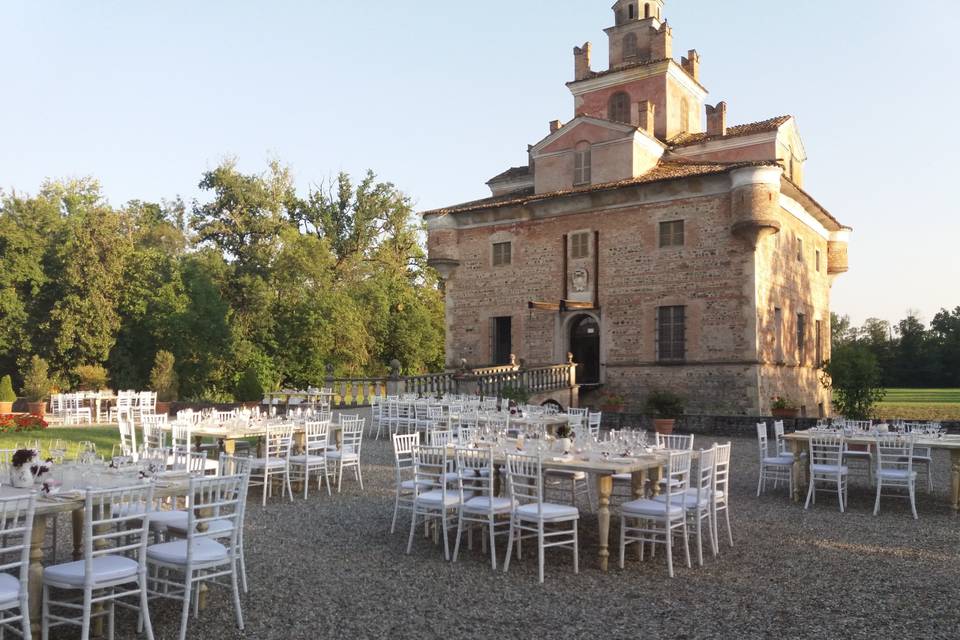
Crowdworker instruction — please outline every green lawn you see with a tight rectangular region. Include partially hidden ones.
[0,426,121,458]
[876,389,960,421]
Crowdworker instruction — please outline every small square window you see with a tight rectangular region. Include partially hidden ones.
[570,232,590,259]
[492,241,512,267]
[659,220,684,248]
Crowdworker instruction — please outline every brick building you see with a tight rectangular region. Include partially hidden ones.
[423,0,851,416]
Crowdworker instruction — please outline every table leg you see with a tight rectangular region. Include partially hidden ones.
[223,438,237,456]
[29,514,48,638]
[595,474,613,572]
[72,510,84,560]
[789,440,803,503]
[649,465,663,497]
[951,450,960,512]
[293,431,307,492]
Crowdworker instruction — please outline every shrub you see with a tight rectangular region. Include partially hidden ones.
[0,375,15,403]
[822,343,886,420]
[149,351,179,402]
[21,356,52,403]
[499,385,531,405]
[234,365,265,403]
[73,364,109,391]
[644,390,685,418]
[0,414,48,432]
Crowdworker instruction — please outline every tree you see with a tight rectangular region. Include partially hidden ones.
[930,306,960,388]
[822,343,886,420]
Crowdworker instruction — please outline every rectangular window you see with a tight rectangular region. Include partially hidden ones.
[570,232,590,259]
[492,241,511,267]
[797,313,806,362]
[774,307,783,362]
[491,316,512,365]
[815,249,821,273]
[573,149,592,186]
[656,305,686,362]
[797,237,803,262]
[815,319,823,367]
[659,220,685,248]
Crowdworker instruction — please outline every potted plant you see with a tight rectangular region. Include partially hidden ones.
[22,356,51,418]
[499,385,531,413]
[598,391,625,413]
[771,396,799,419]
[73,364,109,392]
[149,350,178,416]
[645,390,685,435]
[0,375,15,414]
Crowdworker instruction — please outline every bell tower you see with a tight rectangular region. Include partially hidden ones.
[606,0,671,69]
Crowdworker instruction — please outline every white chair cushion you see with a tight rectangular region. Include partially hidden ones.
[812,464,849,475]
[515,502,579,521]
[326,451,358,461]
[877,469,917,480]
[462,496,514,513]
[763,456,795,466]
[622,498,684,518]
[843,450,872,458]
[399,479,432,491]
[0,572,20,606]
[44,556,138,587]
[414,490,465,507]
[149,510,189,530]
[147,538,229,566]
[249,458,288,469]
[167,518,234,538]
[653,492,710,510]
[289,454,327,464]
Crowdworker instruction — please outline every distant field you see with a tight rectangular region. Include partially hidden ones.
[875,389,960,421]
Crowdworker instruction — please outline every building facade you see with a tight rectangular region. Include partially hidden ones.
[423,1,851,416]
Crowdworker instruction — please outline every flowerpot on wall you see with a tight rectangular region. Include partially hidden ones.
[654,418,675,435]
[26,401,46,418]
[0,401,13,414]
[600,404,624,414]
[771,408,799,419]
[155,401,171,417]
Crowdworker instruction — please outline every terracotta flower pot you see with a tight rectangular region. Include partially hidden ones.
[654,418,675,435]
[771,408,799,419]
[0,401,13,415]
[155,401,171,417]
[26,401,46,418]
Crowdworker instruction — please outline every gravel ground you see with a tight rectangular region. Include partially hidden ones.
[43,431,960,640]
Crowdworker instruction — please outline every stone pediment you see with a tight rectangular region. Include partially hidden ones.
[530,117,649,156]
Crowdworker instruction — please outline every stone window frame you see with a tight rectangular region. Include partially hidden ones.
[608,92,631,124]
[573,141,592,186]
[659,219,685,248]
[815,249,821,272]
[492,241,512,267]
[570,231,591,260]
[796,236,803,263]
[655,305,686,363]
[797,312,807,363]
[623,33,638,59]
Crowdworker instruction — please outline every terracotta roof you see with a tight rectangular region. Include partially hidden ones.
[487,166,531,184]
[423,160,778,217]
[670,115,792,147]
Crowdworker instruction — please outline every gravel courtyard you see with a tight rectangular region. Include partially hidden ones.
[51,433,960,639]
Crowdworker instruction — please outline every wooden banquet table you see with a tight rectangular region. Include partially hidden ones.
[171,421,344,457]
[3,476,192,637]
[451,443,669,571]
[782,430,960,511]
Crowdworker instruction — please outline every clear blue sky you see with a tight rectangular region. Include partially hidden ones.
[2,0,957,327]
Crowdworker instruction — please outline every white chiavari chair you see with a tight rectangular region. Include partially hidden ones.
[805,433,849,512]
[0,493,36,638]
[874,433,918,519]
[248,424,294,505]
[42,485,155,640]
[452,447,513,570]
[712,442,734,548]
[656,446,716,566]
[289,420,331,499]
[619,449,692,578]
[146,474,245,640]
[503,453,579,584]
[756,423,793,497]
[390,433,422,534]
[328,418,365,492]
[406,445,463,561]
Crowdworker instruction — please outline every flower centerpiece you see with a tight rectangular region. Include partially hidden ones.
[10,448,51,489]
[555,423,574,454]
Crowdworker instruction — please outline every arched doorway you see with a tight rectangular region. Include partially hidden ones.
[570,315,600,384]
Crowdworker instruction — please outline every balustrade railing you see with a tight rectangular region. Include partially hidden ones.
[317,363,576,408]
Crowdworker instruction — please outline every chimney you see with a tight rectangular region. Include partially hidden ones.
[637,100,656,135]
[549,120,563,134]
[706,102,728,136]
[573,42,592,81]
[681,49,701,81]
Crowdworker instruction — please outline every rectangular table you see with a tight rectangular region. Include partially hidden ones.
[448,445,668,571]
[782,430,960,510]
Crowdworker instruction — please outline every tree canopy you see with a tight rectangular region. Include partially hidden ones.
[0,162,444,400]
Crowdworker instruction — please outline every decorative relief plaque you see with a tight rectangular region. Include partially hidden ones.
[571,267,589,293]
